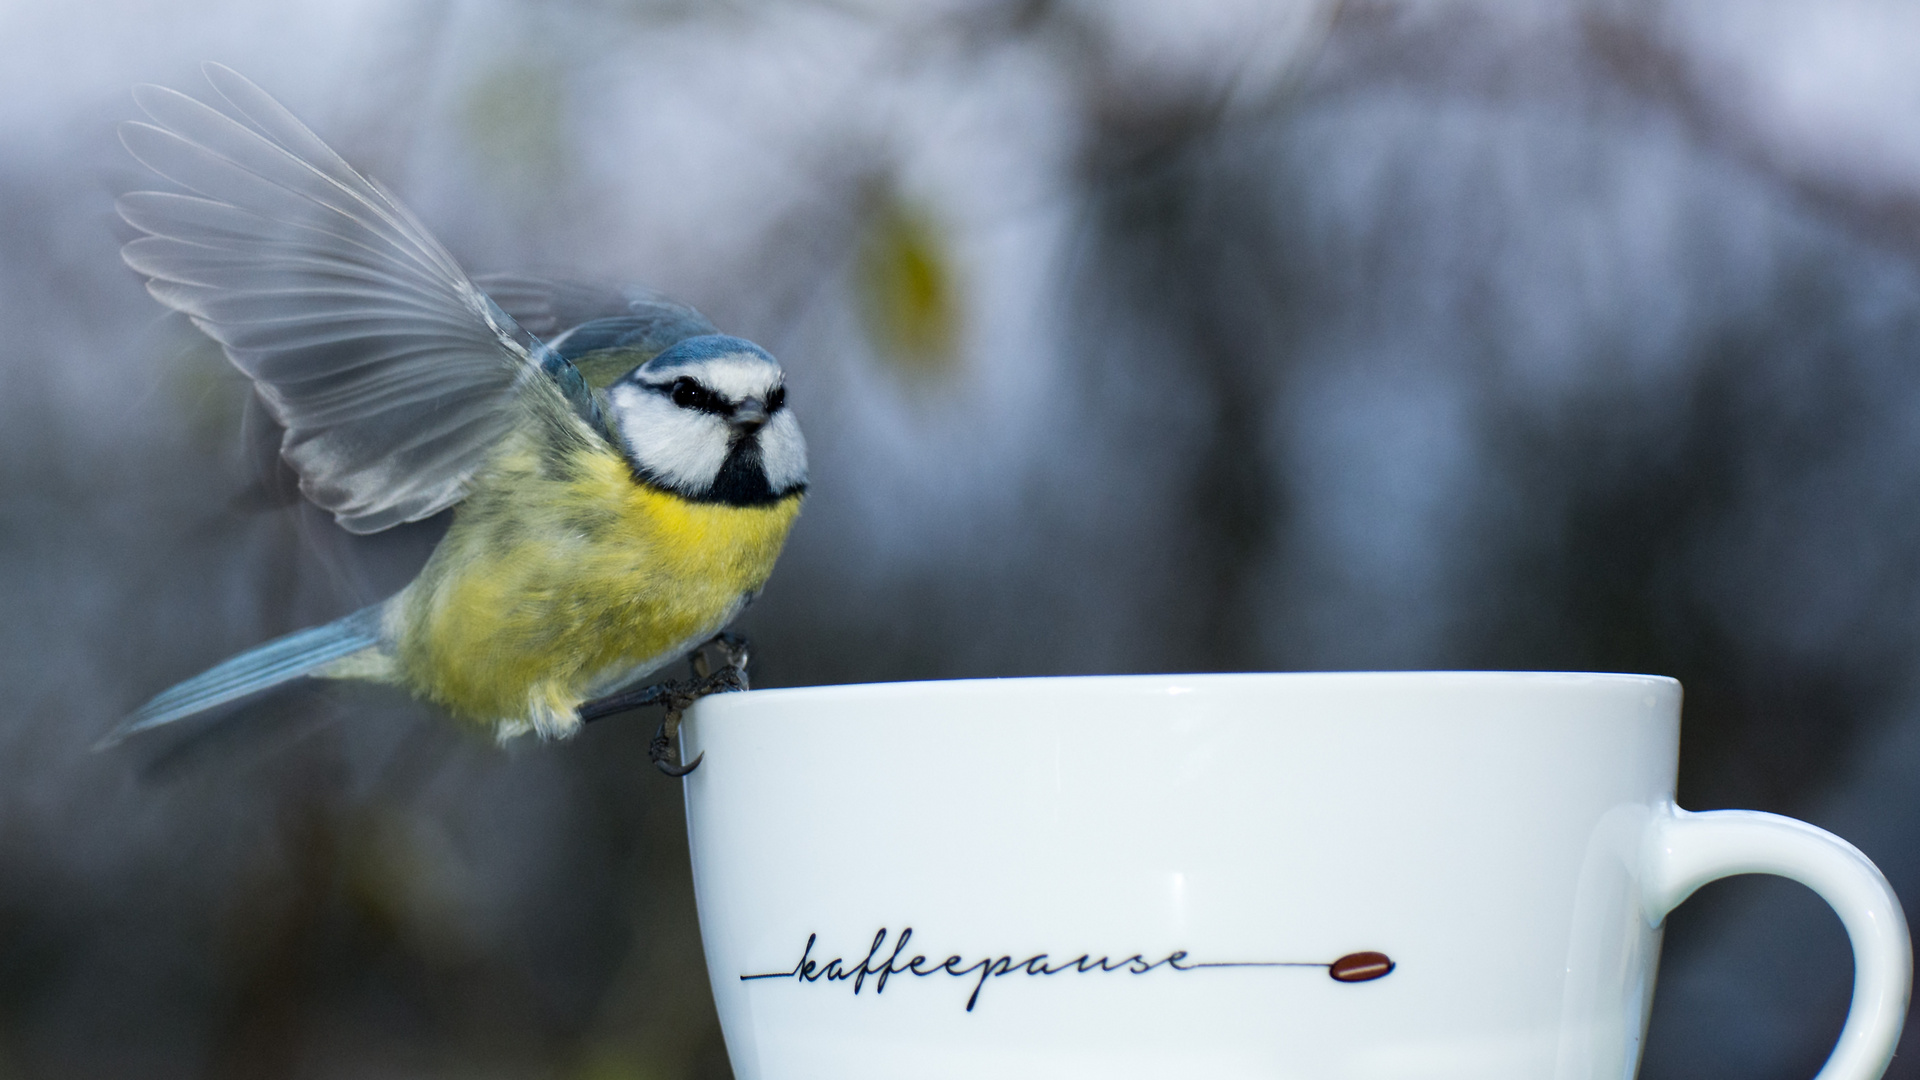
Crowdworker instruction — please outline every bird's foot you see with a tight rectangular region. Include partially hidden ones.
[577,633,752,776]
[688,631,750,684]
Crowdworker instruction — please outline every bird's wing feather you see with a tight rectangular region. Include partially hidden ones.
[475,272,719,367]
[117,63,596,534]
[472,274,643,338]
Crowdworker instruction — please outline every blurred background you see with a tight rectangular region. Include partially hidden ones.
[4,0,1920,1076]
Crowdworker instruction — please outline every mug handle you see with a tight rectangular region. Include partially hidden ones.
[1643,808,1913,1080]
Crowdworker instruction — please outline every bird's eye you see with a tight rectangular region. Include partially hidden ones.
[671,377,712,412]
[766,385,786,413]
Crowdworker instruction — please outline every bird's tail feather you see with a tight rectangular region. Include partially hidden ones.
[99,605,387,748]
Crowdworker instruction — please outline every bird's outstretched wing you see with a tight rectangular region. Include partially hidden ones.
[117,63,598,535]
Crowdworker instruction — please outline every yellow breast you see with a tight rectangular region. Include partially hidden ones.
[392,434,803,733]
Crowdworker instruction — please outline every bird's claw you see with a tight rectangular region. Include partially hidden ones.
[645,664,744,776]
[578,632,752,777]
[649,720,703,777]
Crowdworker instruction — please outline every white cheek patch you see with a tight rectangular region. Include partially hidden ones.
[758,411,809,493]
[607,382,730,492]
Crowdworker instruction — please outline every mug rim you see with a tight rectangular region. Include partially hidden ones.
[702,669,1681,709]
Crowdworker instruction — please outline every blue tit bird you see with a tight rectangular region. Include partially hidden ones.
[100,64,807,761]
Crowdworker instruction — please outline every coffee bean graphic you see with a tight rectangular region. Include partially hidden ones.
[1329,951,1394,982]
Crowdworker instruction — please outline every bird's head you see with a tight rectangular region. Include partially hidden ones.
[604,334,807,506]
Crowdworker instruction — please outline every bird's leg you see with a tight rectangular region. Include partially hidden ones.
[576,680,682,725]
[577,632,753,776]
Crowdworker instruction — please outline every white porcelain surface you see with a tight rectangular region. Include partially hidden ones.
[680,672,1909,1080]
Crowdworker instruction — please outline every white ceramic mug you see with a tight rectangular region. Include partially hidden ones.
[680,673,1910,1080]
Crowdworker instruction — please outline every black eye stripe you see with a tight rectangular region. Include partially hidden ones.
[641,375,785,417]
[664,376,730,416]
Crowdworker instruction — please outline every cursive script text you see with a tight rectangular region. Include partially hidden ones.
[740,928,1387,1012]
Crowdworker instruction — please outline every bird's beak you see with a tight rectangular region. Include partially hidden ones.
[730,398,769,435]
